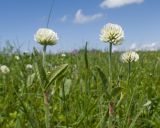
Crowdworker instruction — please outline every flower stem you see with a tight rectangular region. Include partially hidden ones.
[43,91,51,128]
[108,43,113,128]
[42,45,51,128]
[108,43,112,92]
[43,45,47,68]
[128,61,131,80]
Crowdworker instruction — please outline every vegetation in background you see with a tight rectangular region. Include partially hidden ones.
[0,46,160,127]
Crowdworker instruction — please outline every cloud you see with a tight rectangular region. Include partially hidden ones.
[111,43,160,52]
[100,0,144,8]
[139,43,159,51]
[129,42,160,51]
[129,43,137,50]
[60,15,67,22]
[74,9,103,24]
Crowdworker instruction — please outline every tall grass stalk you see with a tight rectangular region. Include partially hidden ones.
[46,0,55,28]
[2,76,6,94]
[123,86,136,128]
[84,42,90,95]
[62,82,69,128]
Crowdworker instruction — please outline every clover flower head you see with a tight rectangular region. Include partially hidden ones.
[0,65,10,74]
[61,53,66,57]
[121,51,139,63]
[26,64,33,70]
[100,23,124,45]
[15,55,20,60]
[34,28,59,45]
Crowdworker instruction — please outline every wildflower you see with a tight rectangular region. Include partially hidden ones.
[0,65,10,74]
[99,23,124,87]
[26,64,33,70]
[34,28,59,45]
[61,53,66,57]
[143,100,152,107]
[47,71,51,75]
[15,55,20,60]
[100,23,124,45]
[121,51,139,63]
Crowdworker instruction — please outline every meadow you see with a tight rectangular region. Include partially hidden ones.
[0,44,160,128]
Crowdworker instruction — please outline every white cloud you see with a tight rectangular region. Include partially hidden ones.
[129,43,137,50]
[100,0,144,8]
[139,43,158,51]
[128,42,160,51]
[74,9,103,24]
[60,15,67,22]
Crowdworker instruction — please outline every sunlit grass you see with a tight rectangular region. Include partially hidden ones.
[0,47,160,127]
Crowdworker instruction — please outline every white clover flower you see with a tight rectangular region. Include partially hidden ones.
[0,65,10,74]
[47,71,51,75]
[34,28,59,45]
[121,51,139,63]
[26,64,33,70]
[61,53,66,57]
[15,55,20,60]
[100,23,124,45]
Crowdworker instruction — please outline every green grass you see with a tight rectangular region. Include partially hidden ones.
[0,49,160,128]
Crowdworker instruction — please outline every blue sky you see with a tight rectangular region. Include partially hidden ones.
[0,0,160,52]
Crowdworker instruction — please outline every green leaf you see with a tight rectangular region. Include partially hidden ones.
[32,47,47,88]
[15,118,21,128]
[45,64,68,91]
[111,87,122,98]
[60,79,72,97]
[95,66,108,90]
[34,63,48,88]
[27,73,35,87]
